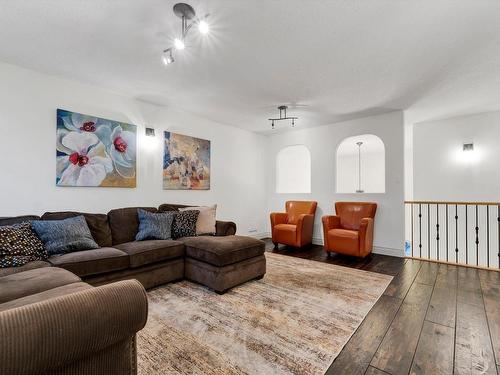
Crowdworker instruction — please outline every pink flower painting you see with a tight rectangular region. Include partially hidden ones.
[56,109,137,187]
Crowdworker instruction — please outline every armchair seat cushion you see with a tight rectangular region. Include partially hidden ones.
[273,224,297,246]
[48,247,129,277]
[327,229,359,255]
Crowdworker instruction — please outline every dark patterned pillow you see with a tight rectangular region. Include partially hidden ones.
[172,210,199,239]
[0,222,47,268]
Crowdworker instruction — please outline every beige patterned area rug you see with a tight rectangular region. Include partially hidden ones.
[137,253,392,375]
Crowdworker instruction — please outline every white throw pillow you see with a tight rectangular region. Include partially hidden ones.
[179,204,217,235]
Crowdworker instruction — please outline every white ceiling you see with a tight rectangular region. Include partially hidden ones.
[1,0,500,133]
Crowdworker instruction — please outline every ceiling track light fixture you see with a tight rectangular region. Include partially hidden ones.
[268,106,298,129]
[162,2,210,66]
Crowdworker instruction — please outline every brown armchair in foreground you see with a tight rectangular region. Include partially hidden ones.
[322,202,377,258]
[270,201,317,249]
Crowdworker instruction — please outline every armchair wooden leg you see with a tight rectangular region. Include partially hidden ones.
[273,242,279,250]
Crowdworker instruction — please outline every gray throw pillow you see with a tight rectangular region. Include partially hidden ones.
[31,216,99,255]
[136,209,175,241]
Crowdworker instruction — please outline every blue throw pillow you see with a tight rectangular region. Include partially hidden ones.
[31,216,99,255]
[136,209,175,241]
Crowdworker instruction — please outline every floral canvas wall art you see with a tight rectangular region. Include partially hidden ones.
[56,109,137,187]
[163,132,210,190]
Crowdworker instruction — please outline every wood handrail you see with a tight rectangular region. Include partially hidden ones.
[405,200,500,206]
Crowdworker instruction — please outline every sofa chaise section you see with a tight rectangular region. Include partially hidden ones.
[181,235,266,293]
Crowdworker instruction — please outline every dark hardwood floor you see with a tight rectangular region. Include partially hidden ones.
[264,239,500,375]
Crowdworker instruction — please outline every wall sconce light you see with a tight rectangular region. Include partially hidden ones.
[455,141,479,165]
[145,127,155,137]
[463,142,474,151]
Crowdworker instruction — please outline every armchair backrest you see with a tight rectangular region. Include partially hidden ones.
[285,201,317,224]
[335,202,377,230]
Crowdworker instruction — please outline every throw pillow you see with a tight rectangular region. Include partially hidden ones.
[31,216,99,256]
[179,204,217,235]
[172,210,200,239]
[0,222,47,268]
[136,209,175,241]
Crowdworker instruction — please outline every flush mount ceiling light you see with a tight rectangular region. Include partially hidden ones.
[268,106,298,129]
[162,3,210,66]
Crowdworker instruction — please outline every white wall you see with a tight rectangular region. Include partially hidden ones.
[336,151,385,193]
[0,62,268,236]
[276,145,311,193]
[413,111,500,201]
[267,111,405,256]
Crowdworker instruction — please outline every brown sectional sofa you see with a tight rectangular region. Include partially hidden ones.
[0,204,265,374]
[31,206,239,289]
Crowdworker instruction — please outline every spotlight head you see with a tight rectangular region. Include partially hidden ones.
[198,20,209,34]
[174,38,185,50]
[162,49,174,65]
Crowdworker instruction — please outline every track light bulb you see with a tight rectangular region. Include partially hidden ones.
[174,38,185,50]
[198,20,209,34]
[162,50,174,65]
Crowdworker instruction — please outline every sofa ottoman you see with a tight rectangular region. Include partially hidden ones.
[181,235,266,294]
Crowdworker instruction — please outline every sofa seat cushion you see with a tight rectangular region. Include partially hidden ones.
[115,240,184,268]
[181,235,265,267]
[48,247,129,277]
[0,260,51,278]
[0,282,92,312]
[0,267,81,304]
[327,229,359,254]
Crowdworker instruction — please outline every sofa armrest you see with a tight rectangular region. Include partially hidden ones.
[216,220,237,236]
[322,215,341,250]
[0,280,148,374]
[270,212,288,227]
[359,217,375,256]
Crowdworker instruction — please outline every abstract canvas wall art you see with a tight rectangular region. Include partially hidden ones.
[56,109,137,187]
[163,132,210,190]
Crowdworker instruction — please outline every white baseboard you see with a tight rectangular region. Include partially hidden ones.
[247,232,270,239]
[312,237,324,246]
[249,233,404,258]
[312,237,404,258]
[372,246,405,257]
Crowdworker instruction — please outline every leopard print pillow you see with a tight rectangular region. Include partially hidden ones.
[172,210,200,239]
[0,222,47,268]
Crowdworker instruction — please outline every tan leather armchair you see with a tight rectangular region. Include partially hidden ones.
[270,201,317,248]
[322,202,377,257]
